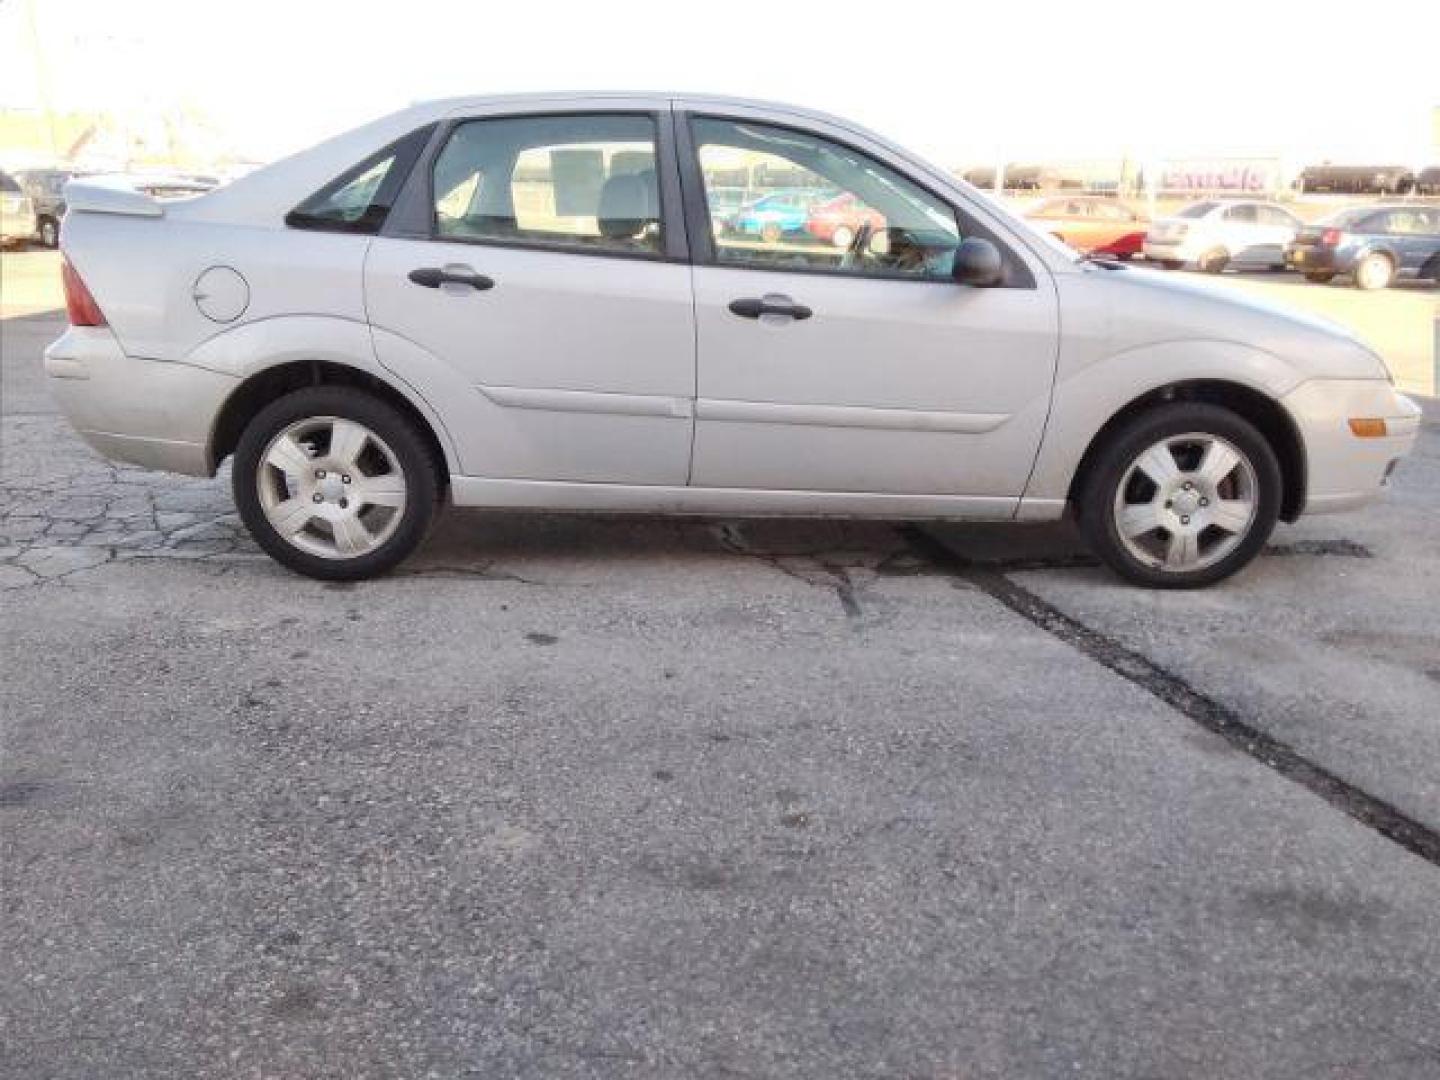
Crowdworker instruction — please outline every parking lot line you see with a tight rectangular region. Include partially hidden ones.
[908,524,1440,869]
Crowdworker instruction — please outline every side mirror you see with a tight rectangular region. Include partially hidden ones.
[952,237,1004,287]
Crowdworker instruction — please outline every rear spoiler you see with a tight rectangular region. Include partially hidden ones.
[63,177,165,219]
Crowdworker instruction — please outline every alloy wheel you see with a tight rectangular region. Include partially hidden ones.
[256,416,408,559]
[1112,432,1258,572]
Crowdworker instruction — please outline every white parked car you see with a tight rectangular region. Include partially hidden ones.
[46,95,1419,587]
[1144,199,1303,273]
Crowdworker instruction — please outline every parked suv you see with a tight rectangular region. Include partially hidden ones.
[1287,205,1440,289]
[0,170,37,248]
[45,95,1419,588]
[1143,200,1302,272]
[15,167,84,248]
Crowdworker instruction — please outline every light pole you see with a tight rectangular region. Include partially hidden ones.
[23,0,61,161]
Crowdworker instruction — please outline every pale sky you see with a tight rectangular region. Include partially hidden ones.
[2,0,1437,167]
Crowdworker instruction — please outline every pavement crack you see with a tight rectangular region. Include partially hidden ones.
[904,524,1440,871]
[714,522,871,619]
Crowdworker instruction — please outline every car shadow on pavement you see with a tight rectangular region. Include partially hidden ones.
[410,509,1097,578]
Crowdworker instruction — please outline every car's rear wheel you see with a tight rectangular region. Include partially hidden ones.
[1077,403,1281,588]
[760,222,783,244]
[1197,248,1230,274]
[1303,271,1336,284]
[1353,252,1394,290]
[830,225,854,250]
[233,386,439,581]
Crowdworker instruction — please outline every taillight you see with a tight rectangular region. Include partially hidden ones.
[61,257,106,326]
[1320,228,1343,246]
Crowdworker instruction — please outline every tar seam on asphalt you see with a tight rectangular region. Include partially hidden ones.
[903,525,1440,870]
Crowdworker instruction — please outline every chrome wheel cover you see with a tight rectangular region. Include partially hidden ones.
[1357,255,1390,290]
[1112,432,1258,573]
[257,416,407,560]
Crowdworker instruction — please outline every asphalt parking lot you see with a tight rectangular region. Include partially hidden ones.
[3,248,1439,1078]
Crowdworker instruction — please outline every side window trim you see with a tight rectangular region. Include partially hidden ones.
[673,109,1034,289]
[381,109,689,263]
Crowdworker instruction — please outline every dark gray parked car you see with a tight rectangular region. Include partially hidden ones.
[15,168,87,248]
[1286,205,1440,289]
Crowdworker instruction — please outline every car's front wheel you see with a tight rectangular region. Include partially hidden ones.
[1077,403,1282,588]
[830,225,854,250]
[232,386,440,581]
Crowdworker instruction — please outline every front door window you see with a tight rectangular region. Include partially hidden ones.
[691,117,963,281]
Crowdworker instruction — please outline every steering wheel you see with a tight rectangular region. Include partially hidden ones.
[839,219,874,271]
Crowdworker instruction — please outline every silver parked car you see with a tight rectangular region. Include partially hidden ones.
[0,170,38,248]
[44,94,1420,588]
[1144,199,1302,273]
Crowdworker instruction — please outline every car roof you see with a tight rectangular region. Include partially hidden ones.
[414,91,858,129]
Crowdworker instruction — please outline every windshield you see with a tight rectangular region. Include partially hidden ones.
[1176,201,1218,219]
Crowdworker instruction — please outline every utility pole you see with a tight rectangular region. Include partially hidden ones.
[23,0,61,161]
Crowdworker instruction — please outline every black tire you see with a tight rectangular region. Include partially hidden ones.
[232,386,440,581]
[1352,251,1394,291]
[1076,402,1282,589]
[38,216,59,249]
[1197,248,1229,274]
[1303,271,1336,284]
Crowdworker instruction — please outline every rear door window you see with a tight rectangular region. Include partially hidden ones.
[430,113,663,256]
[1256,205,1296,228]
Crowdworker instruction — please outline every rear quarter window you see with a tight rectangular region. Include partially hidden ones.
[287,125,434,234]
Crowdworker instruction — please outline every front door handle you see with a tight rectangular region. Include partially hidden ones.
[408,266,495,291]
[728,295,813,321]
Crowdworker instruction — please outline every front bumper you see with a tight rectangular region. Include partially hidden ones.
[1282,378,1422,514]
[43,326,238,476]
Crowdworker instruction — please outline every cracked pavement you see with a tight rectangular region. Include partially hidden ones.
[4,256,1440,1079]
[1,414,252,587]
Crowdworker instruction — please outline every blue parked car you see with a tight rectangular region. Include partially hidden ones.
[1286,204,1440,290]
[727,190,821,243]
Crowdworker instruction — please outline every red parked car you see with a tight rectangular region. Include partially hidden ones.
[805,192,886,249]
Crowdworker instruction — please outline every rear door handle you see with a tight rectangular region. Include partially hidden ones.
[728,295,812,321]
[408,266,495,291]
